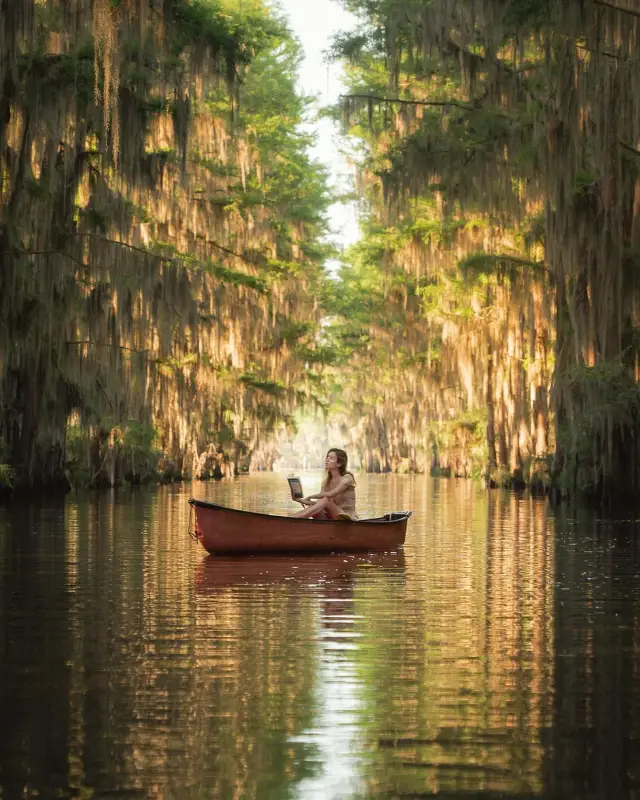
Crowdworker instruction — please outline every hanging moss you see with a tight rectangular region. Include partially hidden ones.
[328,0,640,503]
[0,0,333,491]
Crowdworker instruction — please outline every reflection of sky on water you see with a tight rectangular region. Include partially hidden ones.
[291,598,366,799]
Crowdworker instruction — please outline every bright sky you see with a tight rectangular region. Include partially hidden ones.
[277,0,361,264]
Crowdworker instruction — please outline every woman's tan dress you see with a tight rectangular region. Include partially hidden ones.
[323,474,358,520]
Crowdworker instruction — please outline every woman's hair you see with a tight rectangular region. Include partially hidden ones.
[325,448,355,484]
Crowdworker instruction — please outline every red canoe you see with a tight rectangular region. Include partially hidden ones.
[188,499,411,554]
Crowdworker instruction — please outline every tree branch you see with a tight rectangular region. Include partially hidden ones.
[1,247,87,268]
[461,253,551,274]
[206,238,255,261]
[66,340,155,355]
[6,236,264,283]
[593,0,640,20]
[620,140,640,157]
[341,93,514,120]
[576,42,626,61]
[68,232,176,263]
[70,231,257,269]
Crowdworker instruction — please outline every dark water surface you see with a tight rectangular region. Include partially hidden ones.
[1,474,639,799]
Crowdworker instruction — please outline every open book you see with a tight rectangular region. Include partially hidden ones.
[287,476,304,499]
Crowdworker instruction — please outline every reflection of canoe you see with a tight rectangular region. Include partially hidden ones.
[194,550,406,592]
[189,499,411,554]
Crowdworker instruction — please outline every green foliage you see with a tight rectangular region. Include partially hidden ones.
[459,251,546,280]
[328,31,371,62]
[201,15,333,264]
[430,411,489,481]
[503,0,553,28]
[171,0,284,71]
[64,427,91,488]
[25,177,53,200]
[152,242,269,291]
[574,170,597,197]
[239,373,285,396]
[487,465,514,488]
[561,358,640,425]
[522,210,546,249]
[523,454,553,493]
[418,275,479,321]
[120,422,161,483]
[278,321,314,345]
[0,464,17,491]
[85,208,111,234]
[318,0,556,481]
[556,358,640,496]
[218,424,235,444]
[20,47,94,102]
[65,422,161,488]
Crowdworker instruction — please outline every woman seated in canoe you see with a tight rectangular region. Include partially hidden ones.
[292,448,357,520]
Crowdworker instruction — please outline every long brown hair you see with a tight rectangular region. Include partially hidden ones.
[324,448,355,485]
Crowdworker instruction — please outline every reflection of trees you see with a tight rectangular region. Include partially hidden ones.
[0,491,323,798]
[192,550,405,797]
[351,488,555,796]
[0,502,72,798]
[545,512,640,798]
[191,581,321,797]
[69,492,329,798]
[2,483,639,799]
[64,489,200,796]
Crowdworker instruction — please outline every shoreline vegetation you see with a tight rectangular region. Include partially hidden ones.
[3,0,640,507]
[0,0,333,496]
[0,442,554,501]
[320,0,640,508]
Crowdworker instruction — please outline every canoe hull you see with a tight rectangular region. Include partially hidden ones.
[189,499,411,554]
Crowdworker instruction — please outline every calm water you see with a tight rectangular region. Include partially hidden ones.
[0,474,639,799]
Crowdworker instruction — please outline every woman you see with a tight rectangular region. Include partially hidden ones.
[292,448,357,520]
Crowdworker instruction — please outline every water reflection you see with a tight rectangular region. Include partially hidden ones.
[0,477,638,798]
[195,551,406,591]
[193,551,406,798]
[547,508,640,799]
[355,487,555,797]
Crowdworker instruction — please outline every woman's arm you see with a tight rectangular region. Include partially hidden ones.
[309,475,354,500]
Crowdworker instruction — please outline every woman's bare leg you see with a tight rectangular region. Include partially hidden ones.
[293,497,328,518]
[293,497,345,519]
